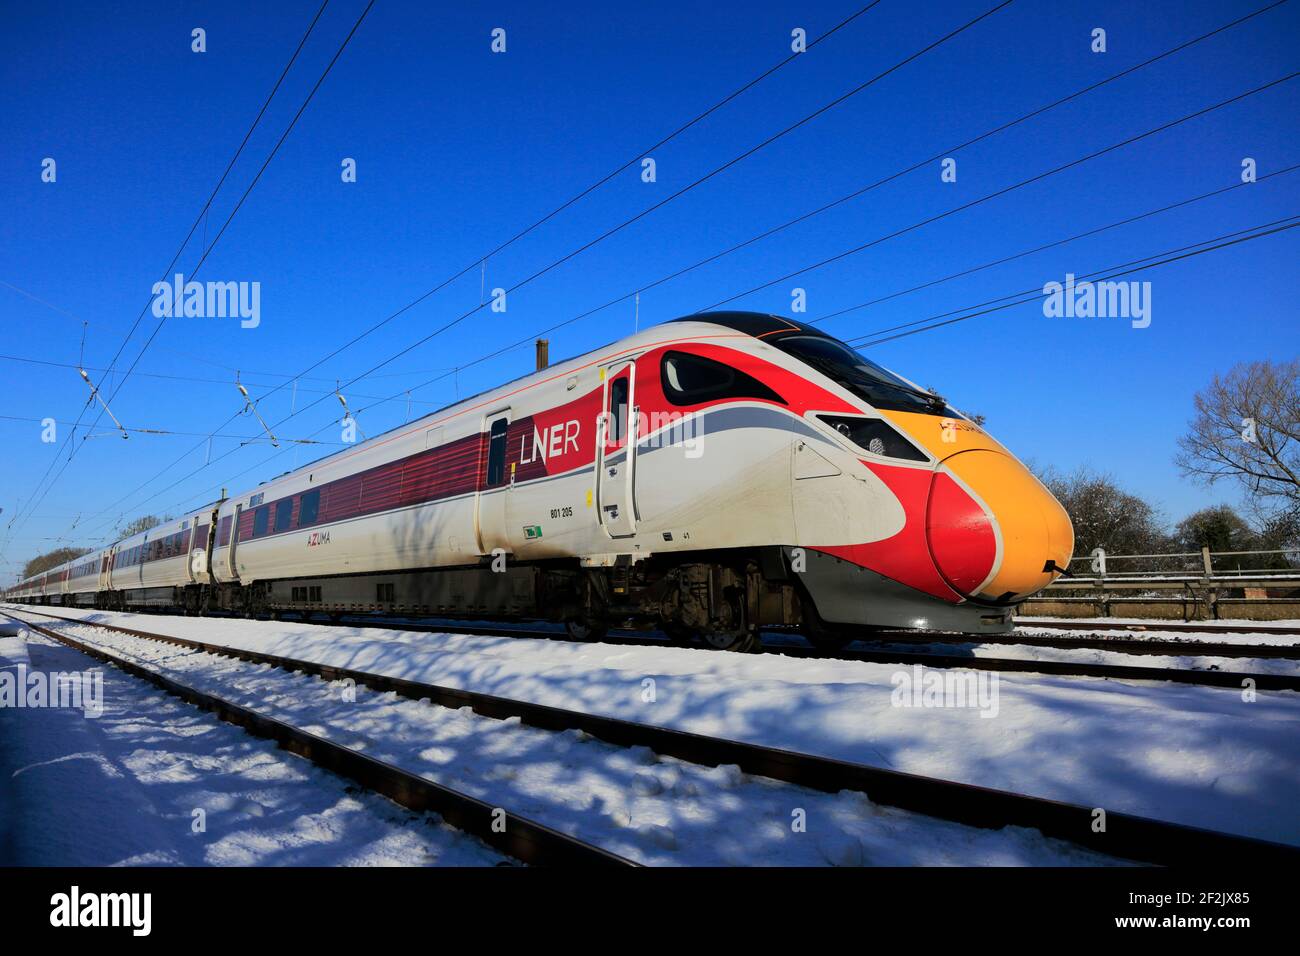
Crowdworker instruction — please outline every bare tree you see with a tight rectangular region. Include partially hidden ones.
[1176,359,1300,519]
[1172,504,1291,570]
[1037,465,1168,556]
[23,547,91,579]
[118,515,167,537]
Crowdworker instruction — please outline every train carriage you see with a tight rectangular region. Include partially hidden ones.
[6,312,1074,651]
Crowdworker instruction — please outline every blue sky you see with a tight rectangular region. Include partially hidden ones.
[1,0,1297,582]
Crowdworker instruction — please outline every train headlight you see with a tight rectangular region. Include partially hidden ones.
[817,415,929,462]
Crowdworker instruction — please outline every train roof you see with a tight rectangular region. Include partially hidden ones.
[669,311,836,341]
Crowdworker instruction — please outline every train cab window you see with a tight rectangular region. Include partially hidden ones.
[817,415,930,462]
[771,334,958,417]
[609,377,629,444]
[275,499,293,533]
[661,351,785,407]
[253,505,269,538]
[485,417,509,487]
[299,490,320,527]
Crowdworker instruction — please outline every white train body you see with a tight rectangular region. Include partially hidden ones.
[5,313,1074,646]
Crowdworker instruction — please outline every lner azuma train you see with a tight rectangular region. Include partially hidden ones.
[5,312,1074,652]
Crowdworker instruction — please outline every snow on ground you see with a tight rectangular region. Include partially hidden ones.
[2,614,1121,866]
[0,630,506,866]
[7,605,1300,848]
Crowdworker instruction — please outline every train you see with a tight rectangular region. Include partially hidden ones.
[3,311,1074,651]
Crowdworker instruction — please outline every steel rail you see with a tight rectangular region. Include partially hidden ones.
[10,604,1299,688]
[1,610,635,868]
[1017,618,1300,637]
[298,615,1300,685]
[793,645,1300,690]
[840,630,1300,660]
[6,607,1298,867]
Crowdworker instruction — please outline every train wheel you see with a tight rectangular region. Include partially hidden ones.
[700,627,761,653]
[565,619,607,642]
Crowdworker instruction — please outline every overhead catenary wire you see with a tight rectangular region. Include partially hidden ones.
[3,1,333,530]
[27,1,888,542]
[697,70,1300,311]
[848,215,1300,348]
[47,0,1012,536]
[0,0,337,552]
[1,0,375,559]
[92,0,379,419]
[60,64,1299,543]
[0,415,343,445]
[812,162,1300,331]
[574,0,1293,323]
[348,72,1300,420]
[98,210,1300,546]
[232,0,1012,433]
[215,0,889,411]
[0,354,448,405]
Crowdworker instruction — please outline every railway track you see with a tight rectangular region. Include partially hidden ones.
[11,604,1300,690]
[0,609,632,868]
[817,645,1300,691]
[6,605,1298,867]
[871,629,1300,660]
[311,614,1300,688]
[307,612,1300,667]
[1017,618,1300,637]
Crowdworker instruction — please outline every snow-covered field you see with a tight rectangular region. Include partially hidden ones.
[5,605,1298,853]
[0,615,1119,866]
[0,630,505,866]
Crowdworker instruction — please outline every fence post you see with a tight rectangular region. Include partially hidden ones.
[1201,547,1218,620]
[1089,548,1106,617]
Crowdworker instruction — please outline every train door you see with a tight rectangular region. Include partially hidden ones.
[596,361,637,538]
[227,504,242,577]
[99,549,112,591]
[185,514,201,583]
[194,506,218,583]
[475,409,512,555]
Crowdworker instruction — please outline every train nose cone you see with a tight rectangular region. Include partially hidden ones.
[926,449,1074,603]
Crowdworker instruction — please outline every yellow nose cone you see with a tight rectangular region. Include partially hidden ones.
[942,449,1074,601]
